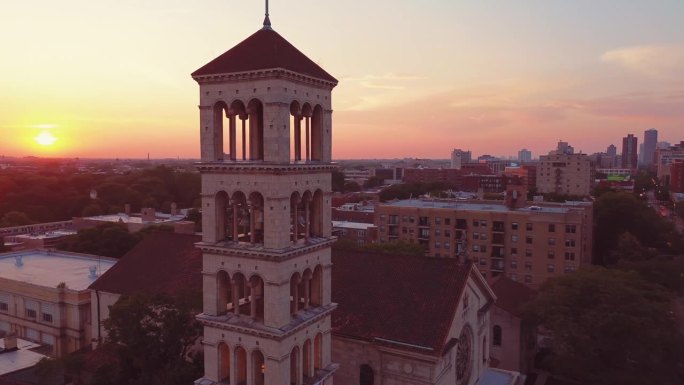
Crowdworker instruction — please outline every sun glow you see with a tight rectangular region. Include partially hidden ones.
[35,131,58,146]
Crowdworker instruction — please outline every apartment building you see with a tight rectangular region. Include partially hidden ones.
[536,153,593,196]
[0,250,116,357]
[374,196,592,287]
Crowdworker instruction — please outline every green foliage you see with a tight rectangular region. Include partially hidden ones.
[0,166,200,223]
[94,292,203,385]
[331,170,345,192]
[593,192,675,264]
[0,210,33,227]
[363,176,384,189]
[58,223,142,258]
[605,232,653,265]
[185,208,202,232]
[343,181,361,192]
[619,258,684,295]
[333,238,425,257]
[676,202,684,221]
[524,268,684,385]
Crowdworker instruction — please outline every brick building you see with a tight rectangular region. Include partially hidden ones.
[536,153,593,196]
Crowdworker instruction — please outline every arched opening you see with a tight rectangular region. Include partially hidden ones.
[252,350,265,385]
[301,191,313,241]
[290,346,300,385]
[235,346,247,385]
[359,364,374,385]
[248,192,265,244]
[290,101,302,162]
[310,190,324,237]
[217,270,231,315]
[246,99,264,161]
[493,325,502,346]
[311,105,324,161]
[310,265,323,307]
[299,269,313,311]
[230,100,247,161]
[212,101,228,161]
[303,339,312,379]
[230,191,248,243]
[301,103,313,161]
[314,334,322,371]
[231,273,248,315]
[215,191,230,241]
[290,192,302,243]
[248,275,265,320]
[290,272,301,315]
[218,342,231,382]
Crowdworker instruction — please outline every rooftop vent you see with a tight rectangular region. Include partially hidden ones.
[89,265,98,279]
[14,256,23,267]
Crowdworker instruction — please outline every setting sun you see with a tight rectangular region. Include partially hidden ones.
[35,131,57,146]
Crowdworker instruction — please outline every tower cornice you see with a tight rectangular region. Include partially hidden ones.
[192,68,337,89]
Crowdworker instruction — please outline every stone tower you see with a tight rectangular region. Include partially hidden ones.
[192,12,339,385]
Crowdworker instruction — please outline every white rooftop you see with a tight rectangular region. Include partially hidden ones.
[14,229,77,240]
[384,198,583,213]
[85,213,185,224]
[0,338,48,375]
[332,221,375,230]
[0,250,116,291]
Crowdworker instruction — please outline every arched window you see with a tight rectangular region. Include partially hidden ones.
[216,270,231,315]
[218,342,230,382]
[290,346,300,385]
[290,273,302,315]
[252,350,265,385]
[493,325,502,346]
[314,333,323,371]
[311,105,324,161]
[235,346,247,385]
[310,265,323,307]
[359,364,374,385]
[303,340,312,379]
[248,275,265,320]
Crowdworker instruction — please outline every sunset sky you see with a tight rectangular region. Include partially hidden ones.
[1,0,683,159]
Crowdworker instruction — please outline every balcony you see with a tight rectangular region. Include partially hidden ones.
[492,221,505,233]
[490,259,505,272]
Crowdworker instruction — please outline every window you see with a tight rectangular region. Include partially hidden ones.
[480,233,488,240]
[564,265,577,273]
[524,275,532,283]
[409,216,415,224]
[402,227,407,234]
[435,217,441,225]
[0,293,8,312]
[493,325,502,346]
[41,303,54,324]
[360,364,374,385]
[480,245,487,253]
[480,220,488,228]
[0,302,7,312]
[548,224,556,232]
[444,242,450,250]
[526,236,533,244]
[525,261,532,271]
[42,313,53,323]
[565,252,576,261]
[479,258,487,266]
[511,247,518,256]
[472,245,480,252]
[444,230,451,237]
[547,264,555,273]
[456,219,467,229]
[510,260,517,269]
[419,228,430,238]
[444,218,451,226]
[510,273,517,281]
[26,309,37,319]
[548,250,555,259]
[565,224,577,233]
[511,235,518,243]
[435,229,441,237]
[473,219,480,227]
[435,242,441,249]
[525,249,532,257]
[526,223,533,231]
[418,216,429,226]
[511,222,519,230]
[473,232,480,240]
[565,239,576,247]
[548,238,556,246]
[402,215,408,223]
[379,214,386,221]
[388,215,398,224]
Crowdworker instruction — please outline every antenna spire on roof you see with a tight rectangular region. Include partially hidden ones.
[263,0,272,30]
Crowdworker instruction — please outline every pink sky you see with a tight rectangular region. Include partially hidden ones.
[1,1,683,159]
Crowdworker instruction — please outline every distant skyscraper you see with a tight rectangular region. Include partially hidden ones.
[450,148,472,169]
[555,141,574,155]
[622,134,638,169]
[642,128,658,166]
[606,144,617,157]
[518,148,532,162]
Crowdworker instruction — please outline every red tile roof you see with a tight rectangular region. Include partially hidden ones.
[331,250,474,356]
[88,232,202,296]
[192,28,337,83]
[490,275,537,318]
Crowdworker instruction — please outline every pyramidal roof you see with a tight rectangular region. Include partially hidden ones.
[192,27,337,83]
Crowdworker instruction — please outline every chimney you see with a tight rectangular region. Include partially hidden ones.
[3,332,18,351]
[141,208,156,222]
[89,265,98,279]
[14,256,23,267]
[171,202,178,216]
[124,203,131,216]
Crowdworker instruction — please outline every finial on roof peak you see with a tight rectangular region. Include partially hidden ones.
[262,0,272,30]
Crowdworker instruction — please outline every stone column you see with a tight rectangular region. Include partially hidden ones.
[229,113,237,160]
[232,281,240,315]
[305,116,310,161]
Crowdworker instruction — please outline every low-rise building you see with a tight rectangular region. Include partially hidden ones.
[72,206,195,234]
[332,221,377,245]
[0,250,116,357]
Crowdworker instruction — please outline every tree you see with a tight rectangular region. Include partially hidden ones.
[58,223,141,258]
[331,170,346,192]
[524,268,684,385]
[605,232,653,265]
[0,210,32,227]
[93,293,202,385]
[363,176,384,189]
[343,181,361,192]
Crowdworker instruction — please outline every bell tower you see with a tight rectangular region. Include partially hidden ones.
[192,8,338,385]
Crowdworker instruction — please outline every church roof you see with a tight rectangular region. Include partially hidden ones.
[490,275,537,317]
[192,28,337,83]
[88,232,202,296]
[331,250,477,356]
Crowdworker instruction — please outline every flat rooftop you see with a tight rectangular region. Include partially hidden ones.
[0,338,48,375]
[332,221,375,230]
[84,213,185,224]
[13,229,77,240]
[0,250,116,291]
[382,199,583,214]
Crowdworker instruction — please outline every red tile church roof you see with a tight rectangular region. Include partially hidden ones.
[88,232,202,296]
[490,275,537,317]
[192,28,337,84]
[331,250,474,356]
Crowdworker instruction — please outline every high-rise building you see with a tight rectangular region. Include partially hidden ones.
[622,134,638,169]
[518,149,532,162]
[555,141,574,155]
[191,13,338,385]
[642,128,658,166]
[606,144,617,157]
[451,149,472,169]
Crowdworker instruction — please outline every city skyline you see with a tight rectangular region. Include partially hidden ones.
[1,0,683,159]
